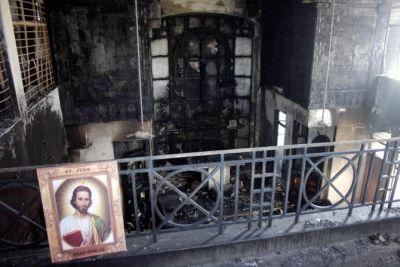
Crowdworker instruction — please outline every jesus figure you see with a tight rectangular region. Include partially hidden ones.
[60,185,110,248]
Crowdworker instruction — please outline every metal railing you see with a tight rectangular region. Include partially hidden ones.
[1,137,400,249]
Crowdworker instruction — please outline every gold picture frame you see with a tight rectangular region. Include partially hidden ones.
[37,161,126,263]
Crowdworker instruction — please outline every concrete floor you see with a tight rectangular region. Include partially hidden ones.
[202,233,400,267]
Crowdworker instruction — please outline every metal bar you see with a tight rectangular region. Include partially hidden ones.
[0,139,399,175]
[362,151,375,204]
[153,171,219,231]
[148,159,157,242]
[219,154,225,234]
[304,158,351,208]
[234,163,240,223]
[0,83,12,95]
[120,162,223,174]
[371,141,390,214]
[258,150,266,228]
[0,199,45,232]
[19,0,25,22]
[134,0,144,127]
[283,157,293,216]
[113,146,394,166]
[111,137,400,163]
[0,193,42,241]
[117,148,394,173]
[131,173,140,235]
[380,141,399,212]
[248,151,256,229]
[0,95,11,104]
[268,156,278,227]
[0,104,13,114]
[12,21,46,27]
[349,144,365,216]
[295,148,307,223]
[388,151,400,209]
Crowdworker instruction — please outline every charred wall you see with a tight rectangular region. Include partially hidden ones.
[309,0,390,111]
[160,0,247,17]
[46,0,262,159]
[370,77,400,133]
[47,0,151,125]
[0,89,67,168]
[261,0,316,108]
[261,0,392,147]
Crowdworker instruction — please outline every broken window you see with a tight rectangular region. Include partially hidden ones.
[383,3,400,79]
[151,15,254,154]
[9,0,56,106]
[0,40,14,123]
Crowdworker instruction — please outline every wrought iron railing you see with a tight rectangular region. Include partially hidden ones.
[1,137,400,249]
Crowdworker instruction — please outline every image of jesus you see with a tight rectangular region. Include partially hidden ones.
[59,185,110,248]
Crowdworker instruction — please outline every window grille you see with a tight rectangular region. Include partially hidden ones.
[0,40,14,122]
[9,0,55,106]
[151,15,254,153]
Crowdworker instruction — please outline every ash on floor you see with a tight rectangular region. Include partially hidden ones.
[198,233,400,267]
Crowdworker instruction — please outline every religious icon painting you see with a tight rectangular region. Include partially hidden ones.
[37,161,127,263]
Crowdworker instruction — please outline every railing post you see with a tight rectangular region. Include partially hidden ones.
[248,151,256,229]
[234,163,240,223]
[380,141,399,212]
[268,156,277,227]
[258,150,266,228]
[348,144,365,217]
[295,148,307,223]
[361,150,375,205]
[131,173,141,235]
[148,159,157,242]
[388,146,400,209]
[283,155,293,216]
[219,154,225,234]
[371,141,390,214]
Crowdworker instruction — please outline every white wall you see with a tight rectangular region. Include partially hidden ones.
[74,120,151,162]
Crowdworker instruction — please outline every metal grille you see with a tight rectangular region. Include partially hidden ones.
[2,137,400,249]
[0,41,14,122]
[9,0,56,107]
[152,15,254,154]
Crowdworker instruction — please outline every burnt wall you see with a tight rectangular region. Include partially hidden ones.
[261,0,316,108]
[309,0,390,110]
[370,77,400,133]
[0,89,67,168]
[47,0,151,125]
[160,0,247,17]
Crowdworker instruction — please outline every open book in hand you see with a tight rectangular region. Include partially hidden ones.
[63,230,84,247]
